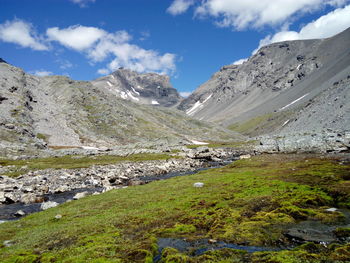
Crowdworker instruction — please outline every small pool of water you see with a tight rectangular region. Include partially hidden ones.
[153,238,281,262]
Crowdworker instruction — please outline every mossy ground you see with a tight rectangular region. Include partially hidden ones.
[0,153,176,177]
[0,154,349,262]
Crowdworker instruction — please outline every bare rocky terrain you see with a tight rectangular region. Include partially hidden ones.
[0,60,242,158]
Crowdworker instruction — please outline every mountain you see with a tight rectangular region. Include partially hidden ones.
[179,27,350,136]
[91,68,182,107]
[0,60,241,157]
[0,58,7,64]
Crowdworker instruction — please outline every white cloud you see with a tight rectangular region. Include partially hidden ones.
[180,91,192,97]
[233,58,248,65]
[192,0,349,30]
[167,0,195,15]
[0,19,48,50]
[258,5,350,48]
[70,0,95,8]
[46,25,176,75]
[31,70,53,77]
[47,25,106,51]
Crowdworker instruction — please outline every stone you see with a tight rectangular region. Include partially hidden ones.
[55,214,62,219]
[239,154,251,159]
[40,201,59,210]
[73,191,88,200]
[208,239,217,244]
[325,207,337,212]
[127,180,145,186]
[3,240,13,247]
[20,193,37,204]
[193,182,204,188]
[14,210,26,217]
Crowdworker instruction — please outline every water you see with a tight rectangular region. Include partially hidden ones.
[153,238,280,262]
[0,157,238,221]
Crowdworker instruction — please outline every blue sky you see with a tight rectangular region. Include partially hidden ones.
[1,0,350,96]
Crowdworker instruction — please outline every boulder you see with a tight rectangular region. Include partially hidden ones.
[41,201,59,210]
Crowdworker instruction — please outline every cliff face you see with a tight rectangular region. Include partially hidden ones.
[178,28,350,136]
[91,68,182,107]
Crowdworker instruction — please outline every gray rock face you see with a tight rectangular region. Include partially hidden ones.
[0,58,7,64]
[91,68,182,107]
[0,63,241,157]
[178,27,350,135]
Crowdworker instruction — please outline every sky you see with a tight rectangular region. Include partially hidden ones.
[1,0,350,97]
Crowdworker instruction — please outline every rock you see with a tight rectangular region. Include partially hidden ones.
[3,240,13,247]
[325,208,338,212]
[73,191,88,200]
[14,210,26,217]
[193,182,204,188]
[0,192,6,203]
[208,239,217,244]
[4,123,15,129]
[127,180,145,186]
[20,193,37,204]
[239,154,251,159]
[55,214,62,219]
[40,201,59,210]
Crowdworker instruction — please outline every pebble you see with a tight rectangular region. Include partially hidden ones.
[193,182,204,188]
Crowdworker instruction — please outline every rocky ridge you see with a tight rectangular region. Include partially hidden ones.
[91,68,182,107]
[179,27,350,135]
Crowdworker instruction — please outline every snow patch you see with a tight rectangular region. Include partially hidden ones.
[110,75,115,80]
[186,94,212,116]
[151,100,159,105]
[297,64,302,70]
[107,81,113,87]
[191,140,209,145]
[127,90,139,101]
[279,93,309,111]
[81,146,99,150]
[120,91,128,100]
[131,87,140,95]
[282,119,290,127]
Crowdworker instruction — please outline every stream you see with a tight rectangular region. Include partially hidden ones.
[0,158,236,222]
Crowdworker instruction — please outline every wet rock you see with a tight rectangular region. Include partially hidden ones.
[73,191,88,200]
[40,201,58,210]
[14,210,26,217]
[127,180,145,186]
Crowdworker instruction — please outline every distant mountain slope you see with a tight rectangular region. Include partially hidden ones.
[179,27,350,136]
[0,61,241,156]
[91,68,182,107]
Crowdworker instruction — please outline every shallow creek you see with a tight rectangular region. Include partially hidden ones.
[0,158,235,222]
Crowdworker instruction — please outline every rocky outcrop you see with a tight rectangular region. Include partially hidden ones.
[255,131,350,153]
[91,68,182,107]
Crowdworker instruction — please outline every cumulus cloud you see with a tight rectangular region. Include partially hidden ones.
[31,70,53,77]
[167,0,195,15]
[70,0,95,8]
[172,0,349,30]
[47,25,106,51]
[180,91,192,97]
[47,25,176,75]
[0,19,48,50]
[258,5,350,48]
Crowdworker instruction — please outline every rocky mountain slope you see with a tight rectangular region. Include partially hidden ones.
[0,60,242,157]
[91,68,182,107]
[179,27,350,138]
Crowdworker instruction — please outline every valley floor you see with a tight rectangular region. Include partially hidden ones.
[0,153,349,262]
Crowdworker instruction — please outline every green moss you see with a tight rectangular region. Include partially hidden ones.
[36,133,48,141]
[0,154,349,262]
[334,227,350,238]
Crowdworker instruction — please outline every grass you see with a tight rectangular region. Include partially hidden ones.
[0,153,177,177]
[0,154,349,262]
